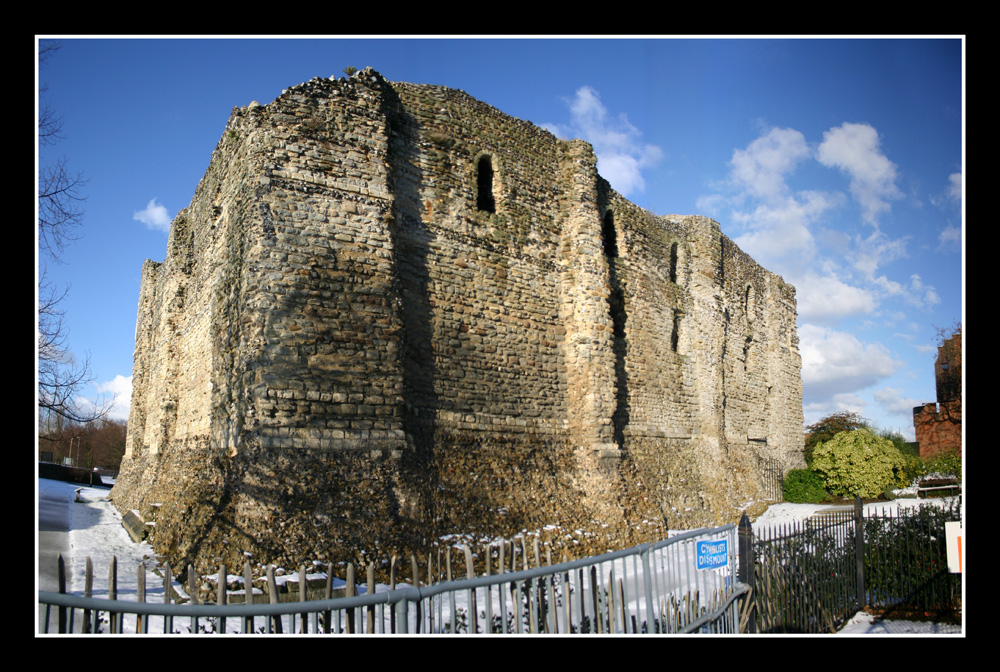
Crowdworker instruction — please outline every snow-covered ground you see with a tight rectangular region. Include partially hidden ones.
[751,496,957,529]
[37,477,963,635]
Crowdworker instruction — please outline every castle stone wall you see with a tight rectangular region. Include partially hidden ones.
[112,69,804,573]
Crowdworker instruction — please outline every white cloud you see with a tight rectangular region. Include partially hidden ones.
[76,375,132,422]
[872,387,920,440]
[816,123,901,226]
[873,386,922,417]
[855,267,940,311]
[544,86,663,197]
[948,172,962,202]
[717,128,845,273]
[794,273,876,324]
[839,231,940,310]
[851,229,908,279]
[703,122,935,342]
[94,374,132,398]
[799,324,901,402]
[908,274,940,308]
[695,193,725,216]
[930,172,962,211]
[731,191,837,265]
[938,224,961,250]
[729,127,810,201]
[133,198,172,233]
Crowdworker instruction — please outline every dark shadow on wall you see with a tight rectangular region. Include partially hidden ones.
[382,85,441,532]
[602,209,629,450]
[152,443,412,579]
[379,86,589,545]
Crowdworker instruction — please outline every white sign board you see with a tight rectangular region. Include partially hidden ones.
[945,521,962,573]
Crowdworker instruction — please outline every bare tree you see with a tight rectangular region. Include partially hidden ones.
[38,42,86,259]
[37,41,111,434]
[38,416,127,471]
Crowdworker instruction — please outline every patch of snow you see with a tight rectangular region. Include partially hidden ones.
[838,610,962,635]
[38,478,963,635]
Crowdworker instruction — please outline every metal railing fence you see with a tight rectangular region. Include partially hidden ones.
[397,525,743,634]
[863,500,962,616]
[759,456,785,502]
[741,508,859,633]
[39,524,745,634]
[739,496,962,633]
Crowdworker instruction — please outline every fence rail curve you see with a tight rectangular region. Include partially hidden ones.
[39,524,743,635]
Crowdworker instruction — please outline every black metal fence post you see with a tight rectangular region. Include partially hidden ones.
[738,512,756,633]
[57,553,67,633]
[853,495,866,613]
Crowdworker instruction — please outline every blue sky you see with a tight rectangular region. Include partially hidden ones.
[36,37,964,441]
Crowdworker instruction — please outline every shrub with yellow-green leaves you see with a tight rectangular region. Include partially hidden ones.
[811,428,910,499]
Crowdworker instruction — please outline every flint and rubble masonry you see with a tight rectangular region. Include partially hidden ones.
[112,69,804,574]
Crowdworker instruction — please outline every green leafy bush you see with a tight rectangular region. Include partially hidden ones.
[877,428,925,485]
[782,469,828,503]
[811,429,909,498]
[804,412,869,467]
[878,428,917,455]
[923,450,961,477]
[899,452,927,483]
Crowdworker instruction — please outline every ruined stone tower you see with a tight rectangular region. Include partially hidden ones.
[111,69,804,573]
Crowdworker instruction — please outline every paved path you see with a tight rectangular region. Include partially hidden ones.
[38,479,75,633]
[39,480,72,588]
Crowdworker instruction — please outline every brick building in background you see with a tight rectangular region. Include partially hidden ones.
[913,330,962,459]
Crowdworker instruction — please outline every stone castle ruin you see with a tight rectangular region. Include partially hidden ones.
[111,68,805,573]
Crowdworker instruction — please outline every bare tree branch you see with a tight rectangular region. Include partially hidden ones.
[37,40,110,431]
[38,157,87,260]
[38,269,114,429]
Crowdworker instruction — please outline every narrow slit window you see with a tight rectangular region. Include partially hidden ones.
[672,310,682,353]
[477,156,495,213]
[669,242,678,284]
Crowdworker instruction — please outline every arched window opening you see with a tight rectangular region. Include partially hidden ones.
[476,156,496,213]
[669,242,678,283]
[744,284,755,325]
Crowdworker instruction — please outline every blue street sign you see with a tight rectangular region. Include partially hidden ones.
[696,539,728,570]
